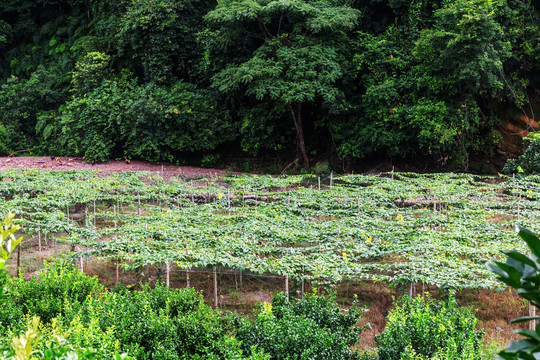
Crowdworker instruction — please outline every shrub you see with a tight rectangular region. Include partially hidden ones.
[67,283,259,360]
[503,133,540,174]
[236,293,364,360]
[376,295,484,360]
[7,260,103,323]
[487,226,540,360]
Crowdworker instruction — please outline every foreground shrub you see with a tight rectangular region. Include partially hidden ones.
[376,295,484,360]
[236,293,365,360]
[7,260,103,323]
[488,226,540,360]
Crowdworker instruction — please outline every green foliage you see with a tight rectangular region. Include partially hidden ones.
[376,295,484,360]
[70,52,110,97]
[335,0,533,168]
[8,261,103,323]
[487,227,540,360]
[117,0,212,83]
[236,293,364,360]
[53,77,234,162]
[0,124,10,156]
[206,0,360,165]
[503,133,540,175]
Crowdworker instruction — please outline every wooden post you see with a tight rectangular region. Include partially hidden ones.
[80,256,84,273]
[213,267,218,308]
[530,302,536,330]
[301,276,305,300]
[66,205,69,226]
[138,193,141,216]
[17,243,21,277]
[330,172,333,189]
[38,228,41,252]
[518,189,522,219]
[185,248,190,287]
[391,166,395,180]
[166,262,170,287]
[85,206,88,227]
[318,176,321,191]
[116,259,119,284]
[93,198,96,226]
[285,274,289,301]
[239,270,243,287]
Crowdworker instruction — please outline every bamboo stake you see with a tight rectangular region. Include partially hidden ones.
[285,274,289,301]
[518,189,522,219]
[166,262,170,287]
[530,302,536,330]
[213,267,218,308]
[186,248,190,287]
[17,243,21,277]
[301,276,305,300]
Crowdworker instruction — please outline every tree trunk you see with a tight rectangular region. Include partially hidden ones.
[290,103,310,167]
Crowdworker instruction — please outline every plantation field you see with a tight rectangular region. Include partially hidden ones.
[2,169,539,290]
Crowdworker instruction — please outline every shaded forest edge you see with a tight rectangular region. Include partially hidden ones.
[2,0,540,174]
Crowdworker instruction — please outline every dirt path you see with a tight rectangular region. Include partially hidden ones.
[0,156,241,178]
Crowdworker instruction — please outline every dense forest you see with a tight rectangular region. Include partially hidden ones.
[1,0,539,171]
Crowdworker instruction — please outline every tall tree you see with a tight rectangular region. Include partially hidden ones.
[205,0,359,167]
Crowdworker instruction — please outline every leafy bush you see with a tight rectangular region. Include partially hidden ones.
[487,226,540,360]
[503,133,540,174]
[54,77,235,162]
[64,283,262,360]
[236,293,364,360]
[7,260,103,323]
[376,295,484,360]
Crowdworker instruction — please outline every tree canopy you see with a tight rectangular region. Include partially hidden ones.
[0,0,539,170]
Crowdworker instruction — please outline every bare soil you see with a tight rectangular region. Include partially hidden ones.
[0,156,239,178]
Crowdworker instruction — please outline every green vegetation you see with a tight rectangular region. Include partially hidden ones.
[1,260,365,359]
[1,169,539,290]
[1,0,539,168]
[488,227,540,360]
[376,295,484,360]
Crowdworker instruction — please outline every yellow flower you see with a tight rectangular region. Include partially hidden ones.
[342,252,347,263]
[218,193,223,199]
[365,236,372,244]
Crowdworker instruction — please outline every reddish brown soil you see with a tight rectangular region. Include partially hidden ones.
[0,156,239,178]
